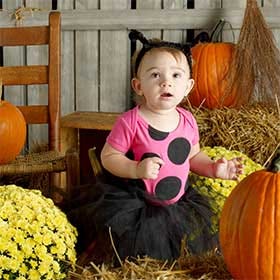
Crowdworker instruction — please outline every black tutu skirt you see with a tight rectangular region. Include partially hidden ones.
[67,176,218,262]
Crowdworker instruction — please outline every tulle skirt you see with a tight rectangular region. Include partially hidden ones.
[67,177,218,262]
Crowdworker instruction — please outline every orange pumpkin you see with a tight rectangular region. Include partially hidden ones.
[189,42,238,108]
[219,157,280,279]
[0,100,26,164]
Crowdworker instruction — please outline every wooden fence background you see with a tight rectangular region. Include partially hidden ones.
[1,0,280,148]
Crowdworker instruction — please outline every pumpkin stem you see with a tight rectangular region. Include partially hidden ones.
[210,19,226,42]
[267,147,280,172]
[210,19,235,43]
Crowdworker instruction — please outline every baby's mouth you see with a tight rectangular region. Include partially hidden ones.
[160,92,173,97]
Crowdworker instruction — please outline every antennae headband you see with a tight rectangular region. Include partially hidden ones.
[129,29,192,75]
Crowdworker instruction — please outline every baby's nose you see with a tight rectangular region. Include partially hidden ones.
[160,78,172,87]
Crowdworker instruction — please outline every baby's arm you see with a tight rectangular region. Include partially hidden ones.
[189,143,243,180]
[101,142,164,179]
[189,143,216,178]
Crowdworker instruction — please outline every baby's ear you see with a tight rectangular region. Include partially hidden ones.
[131,78,143,95]
[185,78,194,96]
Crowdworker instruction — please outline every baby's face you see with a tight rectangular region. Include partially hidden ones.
[134,49,194,111]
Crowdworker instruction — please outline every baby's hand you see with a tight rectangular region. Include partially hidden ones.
[213,157,243,180]
[136,157,164,179]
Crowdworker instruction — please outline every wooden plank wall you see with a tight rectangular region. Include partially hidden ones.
[1,0,280,148]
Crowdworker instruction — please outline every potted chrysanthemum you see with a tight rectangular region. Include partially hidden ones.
[0,185,77,280]
[189,146,263,232]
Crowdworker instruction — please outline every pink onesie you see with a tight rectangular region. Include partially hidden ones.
[106,106,199,205]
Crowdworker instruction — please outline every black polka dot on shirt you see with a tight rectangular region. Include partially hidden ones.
[148,125,169,141]
[168,138,190,165]
[126,150,135,160]
[155,176,181,200]
[141,152,161,161]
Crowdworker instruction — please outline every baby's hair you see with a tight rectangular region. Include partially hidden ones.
[131,44,193,78]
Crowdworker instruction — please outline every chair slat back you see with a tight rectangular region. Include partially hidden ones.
[0,26,49,46]
[0,66,48,85]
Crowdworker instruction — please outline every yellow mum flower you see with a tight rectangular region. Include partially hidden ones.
[39,260,51,275]
[29,269,40,280]
[42,232,53,246]
[0,255,10,269]
[7,258,20,271]
[14,229,26,244]
[52,260,61,273]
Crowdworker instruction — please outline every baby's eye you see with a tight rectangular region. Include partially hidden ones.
[151,72,160,78]
[173,72,182,78]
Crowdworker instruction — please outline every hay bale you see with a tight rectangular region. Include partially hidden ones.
[182,103,280,166]
[69,251,231,280]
